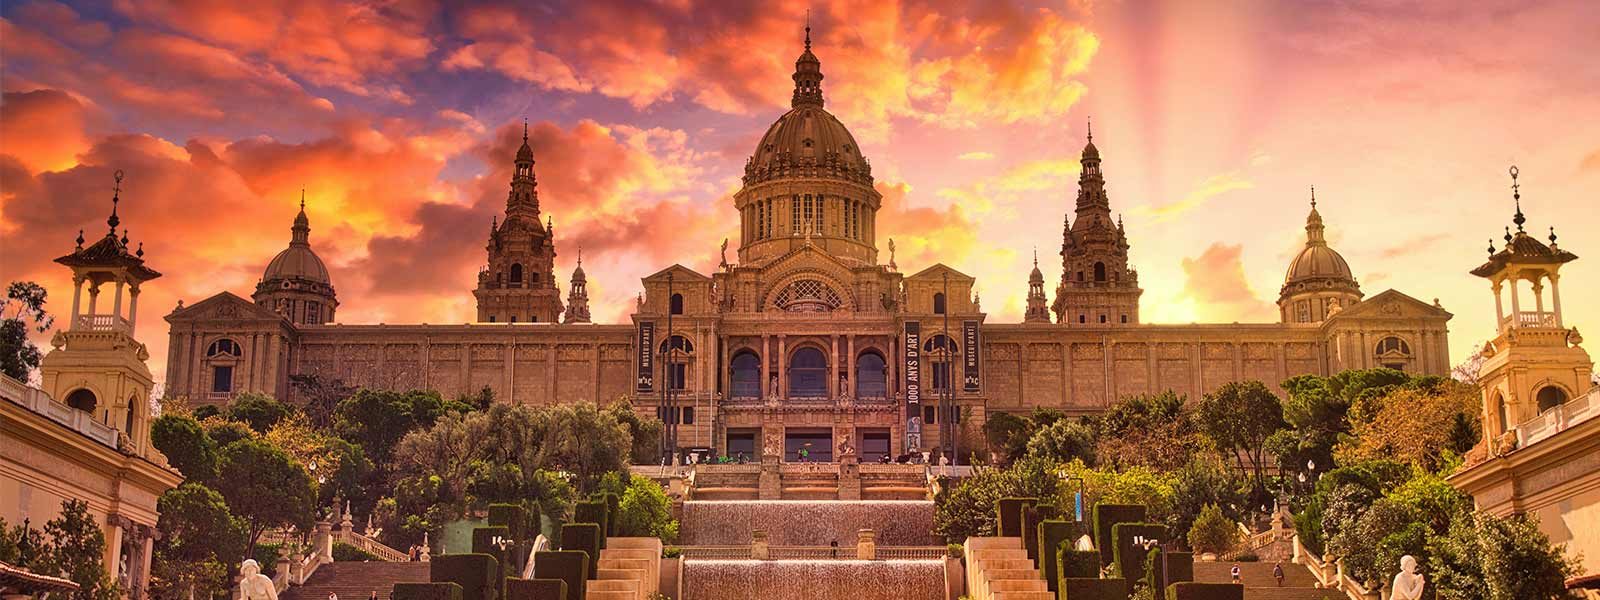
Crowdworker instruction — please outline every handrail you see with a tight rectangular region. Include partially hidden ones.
[1515,386,1599,448]
[1292,534,1380,600]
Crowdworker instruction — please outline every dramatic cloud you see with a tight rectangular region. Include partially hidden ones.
[1178,243,1274,323]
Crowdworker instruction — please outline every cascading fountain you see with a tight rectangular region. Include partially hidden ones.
[682,559,945,600]
[678,500,938,546]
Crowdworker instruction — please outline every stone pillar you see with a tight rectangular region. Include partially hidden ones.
[1492,280,1504,326]
[751,530,769,560]
[856,529,876,560]
[761,335,771,398]
[87,282,100,317]
[1508,275,1521,321]
[1550,274,1563,327]
[273,544,292,589]
[71,276,84,322]
[127,286,141,331]
[112,279,125,323]
[830,334,839,393]
[315,519,334,563]
[777,335,788,399]
[846,335,856,397]
[420,533,431,562]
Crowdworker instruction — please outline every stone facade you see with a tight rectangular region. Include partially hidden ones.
[164,30,1452,461]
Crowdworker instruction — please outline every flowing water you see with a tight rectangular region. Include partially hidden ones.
[678,500,939,546]
[681,559,945,600]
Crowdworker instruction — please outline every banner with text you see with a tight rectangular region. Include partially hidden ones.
[963,319,981,392]
[636,321,655,392]
[904,321,922,452]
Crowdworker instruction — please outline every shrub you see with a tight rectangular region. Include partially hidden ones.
[1040,520,1091,591]
[1058,548,1101,579]
[531,551,588,600]
[1022,503,1058,563]
[471,526,513,596]
[502,578,567,600]
[1060,577,1129,600]
[661,546,681,559]
[430,554,500,600]
[614,477,678,543]
[560,524,602,576]
[1186,504,1237,556]
[332,542,382,562]
[599,492,621,537]
[1111,523,1167,582]
[572,501,608,548]
[1165,552,1194,585]
[487,504,529,542]
[392,582,463,600]
[1093,504,1147,566]
[1166,582,1243,600]
[946,543,964,561]
[997,497,1034,538]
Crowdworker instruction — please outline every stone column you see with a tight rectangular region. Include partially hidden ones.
[778,335,788,399]
[1551,274,1563,327]
[846,335,856,397]
[70,276,84,322]
[761,335,771,398]
[830,334,839,394]
[1492,280,1505,326]
[87,282,100,317]
[751,530,769,560]
[1533,281,1545,314]
[1508,274,1522,321]
[127,286,141,331]
[112,278,125,323]
[856,529,877,560]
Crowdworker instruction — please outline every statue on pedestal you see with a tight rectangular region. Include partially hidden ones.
[238,560,278,600]
[1390,555,1425,600]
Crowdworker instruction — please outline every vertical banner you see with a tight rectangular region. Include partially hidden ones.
[636,321,655,392]
[903,321,922,453]
[962,319,981,392]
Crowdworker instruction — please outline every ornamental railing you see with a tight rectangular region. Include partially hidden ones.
[1515,385,1599,448]
[73,314,130,332]
[1501,310,1558,329]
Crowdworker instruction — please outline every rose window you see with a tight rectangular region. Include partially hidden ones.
[773,279,843,312]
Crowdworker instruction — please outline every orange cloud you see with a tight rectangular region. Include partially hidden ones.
[1178,243,1274,323]
[875,181,980,271]
[0,89,91,174]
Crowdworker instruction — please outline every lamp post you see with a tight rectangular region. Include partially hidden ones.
[1067,475,1087,522]
[941,272,953,464]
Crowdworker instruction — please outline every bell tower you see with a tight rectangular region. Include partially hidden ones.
[1052,120,1143,325]
[474,122,563,323]
[40,170,162,457]
[1471,166,1591,453]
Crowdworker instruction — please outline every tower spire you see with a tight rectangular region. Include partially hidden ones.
[1510,165,1525,232]
[107,169,124,235]
[791,17,825,109]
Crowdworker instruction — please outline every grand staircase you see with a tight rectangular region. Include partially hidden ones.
[280,562,429,600]
[587,538,662,600]
[962,537,1051,600]
[1192,562,1344,600]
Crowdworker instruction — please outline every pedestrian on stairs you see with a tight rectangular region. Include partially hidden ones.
[1230,564,1241,584]
[369,591,378,600]
[1273,562,1285,587]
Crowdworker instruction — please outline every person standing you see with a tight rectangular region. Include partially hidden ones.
[1273,562,1285,586]
[1230,564,1241,584]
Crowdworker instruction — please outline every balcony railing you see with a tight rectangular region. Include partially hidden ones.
[722,394,897,407]
[1501,311,1558,329]
[74,314,130,332]
[1,375,120,449]
[1515,386,1599,448]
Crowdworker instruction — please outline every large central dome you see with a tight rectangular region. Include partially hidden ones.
[734,25,883,266]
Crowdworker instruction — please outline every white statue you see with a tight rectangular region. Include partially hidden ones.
[238,559,278,600]
[1390,555,1425,600]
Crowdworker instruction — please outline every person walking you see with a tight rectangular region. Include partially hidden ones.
[369,592,379,600]
[1273,562,1285,586]
[1230,564,1242,584]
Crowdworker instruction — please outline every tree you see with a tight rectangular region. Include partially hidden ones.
[288,373,355,430]
[151,414,219,483]
[335,389,457,466]
[607,399,664,465]
[215,439,316,552]
[541,403,630,493]
[1336,379,1479,471]
[1166,458,1247,544]
[151,484,247,600]
[1091,391,1209,471]
[982,411,1032,466]
[1196,381,1286,492]
[1025,419,1096,465]
[36,500,119,600]
[933,456,1063,543]
[615,476,678,543]
[458,385,495,411]
[264,414,374,508]
[1429,511,1577,600]
[227,393,296,434]
[1,281,53,381]
[1186,504,1238,556]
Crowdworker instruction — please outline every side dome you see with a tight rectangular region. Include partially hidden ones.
[1279,190,1362,323]
[1284,244,1354,284]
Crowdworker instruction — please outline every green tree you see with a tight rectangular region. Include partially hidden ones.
[288,373,355,430]
[151,483,247,599]
[1186,504,1238,556]
[203,419,256,448]
[1091,391,1209,471]
[458,385,495,411]
[1,281,53,381]
[36,500,119,600]
[150,414,219,483]
[541,403,630,493]
[933,456,1063,543]
[227,392,296,434]
[215,439,316,552]
[0,517,47,567]
[1025,419,1096,466]
[607,399,664,465]
[1429,511,1577,600]
[1336,379,1480,471]
[982,411,1032,466]
[1166,458,1247,545]
[1196,381,1286,492]
[615,476,678,543]
[335,389,456,465]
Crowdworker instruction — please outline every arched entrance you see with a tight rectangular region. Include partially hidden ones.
[65,388,97,413]
[856,351,887,398]
[730,351,761,398]
[788,347,827,397]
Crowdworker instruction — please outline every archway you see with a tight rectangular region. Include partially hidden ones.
[856,351,887,398]
[65,388,97,413]
[788,347,827,397]
[1537,386,1568,413]
[730,351,761,398]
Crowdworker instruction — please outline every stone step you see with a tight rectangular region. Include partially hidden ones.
[988,578,1048,592]
[983,569,1041,581]
[971,548,1029,560]
[598,558,653,572]
[584,591,635,600]
[977,558,1037,572]
[587,579,640,593]
[990,591,1053,600]
[596,568,646,581]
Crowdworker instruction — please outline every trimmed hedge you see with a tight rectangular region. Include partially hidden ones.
[1092,504,1146,567]
[1022,504,1059,564]
[1144,547,1167,595]
[1111,522,1168,583]
[488,504,529,541]
[1058,547,1101,579]
[1041,520,1092,590]
[531,551,589,600]
[392,582,463,600]
[598,493,620,537]
[430,553,500,600]
[572,501,609,549]
[502,577,567,600]
[332,542,382,562]
[997,497,1035,538]
[1060,577,1129,600]
[1166,551,1194,585]
[472,526,514,597]
[560,523,602,576]
[1166,582,1243,600]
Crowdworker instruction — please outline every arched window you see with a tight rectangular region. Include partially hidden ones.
[933,292,947,315]
[923,335,958,391]
[509,263,524,288]
[788,347,828,397]
[1375,336,1412,370]
[1094,262,1107,282]
[660,335,693,391]
[773,279,844,312]
[730,351,761,398]
[1489,392,1509,434]
[1078,315,1086,323]
[670,293,685,315]
[1537,386,1569,413]
[856,351,887,398]
[659,335,695,354]
[65,389,97,413]
[530,272,540,285]
[125,396,137,432]
[207,339,241,358]
[1099,315,1107,323]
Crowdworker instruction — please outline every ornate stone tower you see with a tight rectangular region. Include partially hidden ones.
[1279,188,1363,323]
[40,170,161,456]
[475,124,562,323]
[1024,249,1050,323]
[734,24,881,267]
[1052,122,1142,325]
[564,250,591,324]
[1471,166,1591,452]
[254,193,338,324]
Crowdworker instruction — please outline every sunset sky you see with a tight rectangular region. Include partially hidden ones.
[3,0,1598,388]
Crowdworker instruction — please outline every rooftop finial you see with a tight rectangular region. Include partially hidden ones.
[1487,238,1496,257]
[1504,226,1513,244]
[1510,165,1525,231]
[1549,226,1558,245]
[108,169,124,234]
[805,10,812,51]
[300,188,306,211]
[1310,185,1317,209]
[1033,246,1038,267]
[577,245,583,267]
[523,118,529,143]
[1086,116,1093,142]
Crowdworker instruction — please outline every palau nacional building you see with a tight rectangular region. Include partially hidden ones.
[160,33,1459,463]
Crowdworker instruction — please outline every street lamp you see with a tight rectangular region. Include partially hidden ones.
[1067,475,1088,522]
